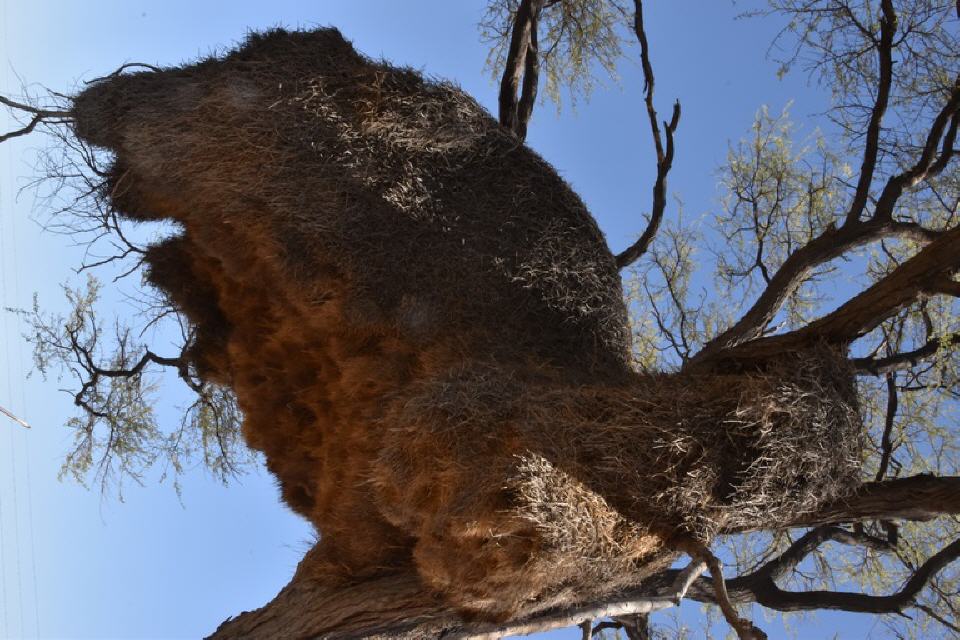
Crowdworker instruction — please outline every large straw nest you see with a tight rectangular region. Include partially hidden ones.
[69,28,864,620]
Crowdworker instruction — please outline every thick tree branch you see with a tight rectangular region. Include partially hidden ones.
[690,219,946,367]
[930,276,960,298]
[498,0,545,141]
[789,475,960,527]
[615,0,681,270]
[210,556,708,640]
[844,0,896,226]
[457,561,707,640]
[211,471,960,639]
[699,224,960,367]
[514,6,540,143]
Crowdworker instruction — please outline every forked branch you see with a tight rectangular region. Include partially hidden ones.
[706,224,960,366]
[699,549,767,640]
[718,538,960,615]
[0,94,72,143]
[643,523,958,618]
[499,0,546,141]
[692,18,960,363]
[844,0,896,226]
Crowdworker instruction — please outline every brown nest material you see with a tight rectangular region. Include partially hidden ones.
[374,347,862,616]
[68,28,864,620]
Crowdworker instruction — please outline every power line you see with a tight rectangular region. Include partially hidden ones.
[1,0,38,633]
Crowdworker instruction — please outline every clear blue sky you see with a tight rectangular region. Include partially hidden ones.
[0,1,905,638]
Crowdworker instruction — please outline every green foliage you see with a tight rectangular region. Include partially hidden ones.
[620,1,959,626]
[480,0,631,107]
[759,0,959,172]
[11,275,252,497]
[625,211,728,369]
[715,104,848,330]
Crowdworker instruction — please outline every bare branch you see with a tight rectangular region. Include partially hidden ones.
[0,94,73,143]
[84,62,162,85]
[0,405,30,429]
[699,549,767,640]
[578,620,591,640]
[722,538,960,615]
[916,603,960,634]
[746,526,894,584]
[0,94,72,119]
[873,76,960,222]
[455,560,707,640]
[615,0,681,270]
[852,332,960,375]
[0,112,43,143]
[875,373,898,481]
[633,527,955,619]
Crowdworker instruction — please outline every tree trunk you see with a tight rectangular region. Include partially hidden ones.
[211,475,960,639]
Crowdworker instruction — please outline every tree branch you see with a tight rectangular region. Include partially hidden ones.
[721,538,960,615]
[615,0,681,270]
[844,0,896,226]
[514,4,540,143]
[692,60,960,364]
[690,220,947,367]
[852,333,960,375]
[0,94,73,143]
[642,526,954,618]
[498,0,545,141]
[875,373,898,481]
[873,75,960,222]
[0,405,30,429]
[744,526,893,584]
[699,549,767,640]
[788,475,960,527]
[456,561,707,640]
[699,224,960,367]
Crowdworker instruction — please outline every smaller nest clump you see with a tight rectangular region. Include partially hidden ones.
[640,348,864,539]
